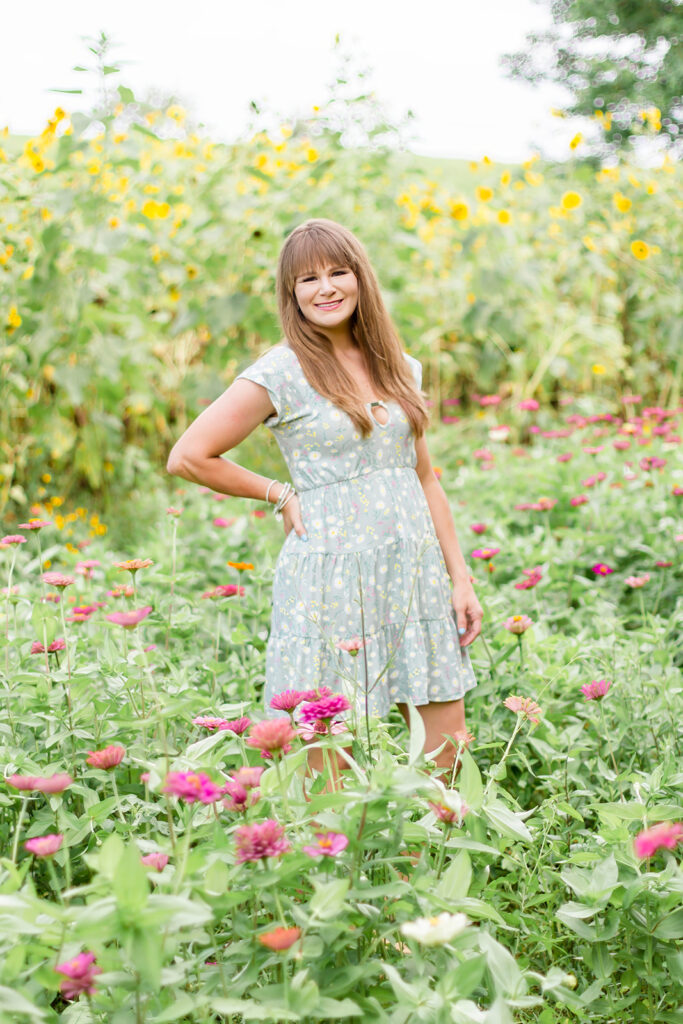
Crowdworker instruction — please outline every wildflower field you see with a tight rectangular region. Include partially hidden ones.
[1,80,683,1023]
[1,393,682,1022]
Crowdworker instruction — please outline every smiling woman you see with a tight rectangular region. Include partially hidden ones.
[166,217,482,785]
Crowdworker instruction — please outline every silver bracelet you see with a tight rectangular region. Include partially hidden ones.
[278,490,296,515]
[265,479,277,504]
[274,482,296,519]
[273,481,292,515]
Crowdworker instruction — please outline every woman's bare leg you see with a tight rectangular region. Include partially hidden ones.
[396,699,468,785]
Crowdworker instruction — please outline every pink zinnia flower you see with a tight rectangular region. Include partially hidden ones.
[235,819,290,862]
[1,534,27,546]
[504,614,533,634]
[166,507,183,516]
[105,606,153,628]
[298,694,350,724]
[219,716,252,735]
[479,395,501,407]
[24,833,64,857]
[581,679,612,701]
[591,563,613,576]
[223,778,260,812]
[193,716,230,730]
[470,523,487,534]
[556,453,573,462]
[571,494,589,506]
[31,638,66,654]
[86,745,125,770]
[634,822,683,859]
[55,952,102,1000]
[655,560,672,568]
[41,572,75,588]
[232,766,264,788]
[299,686,334,701]
[625,574,650,588]
[246,718,297,755]
[518,398,539,411]
[613,439,631,450]
[18,519,51,530]
[270,690,307,712]
[201,584,245,599]
[213,517,236,528]
[504,695,542,725]
[471,547,500,559]
[428,799,469,826]
[7,773,73,793]
[302,831,349,858]
[75,560,101,577]
[298,718,349,740]
[335,636,368,657]
[141,852,169,871]
[163,771,223,804]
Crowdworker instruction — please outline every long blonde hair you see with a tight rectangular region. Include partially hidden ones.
[275,218,429,439]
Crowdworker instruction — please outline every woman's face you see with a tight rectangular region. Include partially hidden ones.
[293,262,359,331]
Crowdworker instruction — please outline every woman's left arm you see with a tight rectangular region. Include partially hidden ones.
[414,434,483,647]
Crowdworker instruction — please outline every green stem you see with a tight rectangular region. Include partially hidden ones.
[111,772,126,826]
[10,796,29,864]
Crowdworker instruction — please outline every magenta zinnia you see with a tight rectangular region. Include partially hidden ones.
[55,952,102,1001]
[219,716,252,734]
[7,773,73,793]
[270,689,307,712]
[302,831,349,858]
[105,605,153,628]
[580,679,612,701]
[591,563,614,576]
[633,822,683,859]
[141,852,169,871]
[235,819,290,862]
[298,694,350,723]
[163,771,223,804]
[24,833,64,857]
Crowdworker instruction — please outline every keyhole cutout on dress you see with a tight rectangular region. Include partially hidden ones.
[370,401,389,426]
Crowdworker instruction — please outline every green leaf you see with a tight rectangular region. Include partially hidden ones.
[654,909,683,940]
[479,931,524,997]
[211,999,299,1021]
[484,801,533,844]
[0,985,47,1019]
[113,842,149,914]
[309,877,350,920]
[436,849,472,901]
[458,747,483,811]
[406,699,426,766]
[314,996,363,1018]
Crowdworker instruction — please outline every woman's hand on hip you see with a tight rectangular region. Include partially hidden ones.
[452,581,483,647]
[282,495,308,541]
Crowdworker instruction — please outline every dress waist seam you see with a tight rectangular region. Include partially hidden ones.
[296,464,417,493]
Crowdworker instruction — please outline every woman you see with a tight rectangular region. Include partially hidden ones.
[167,218,483,782]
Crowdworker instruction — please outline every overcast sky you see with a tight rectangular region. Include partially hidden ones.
[4,0,582,162]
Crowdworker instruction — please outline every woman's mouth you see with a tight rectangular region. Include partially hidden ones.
[315,299,343,310]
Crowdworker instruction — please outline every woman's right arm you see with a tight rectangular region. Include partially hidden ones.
[166,379,282,503]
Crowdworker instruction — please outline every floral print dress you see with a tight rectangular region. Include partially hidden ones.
[235,344,478,717]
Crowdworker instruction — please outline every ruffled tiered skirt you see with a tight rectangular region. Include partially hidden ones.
[264,466,477,717]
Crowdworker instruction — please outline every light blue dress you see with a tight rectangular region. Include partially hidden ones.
[235,344,477,717]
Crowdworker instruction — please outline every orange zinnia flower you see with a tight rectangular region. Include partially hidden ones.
[114,558,154,573]
[227,561,254,571]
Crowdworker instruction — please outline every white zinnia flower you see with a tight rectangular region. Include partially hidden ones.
[400,912,469,946]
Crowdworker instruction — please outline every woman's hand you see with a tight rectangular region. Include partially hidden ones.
[452,581,483,647]
[281,494,308,542]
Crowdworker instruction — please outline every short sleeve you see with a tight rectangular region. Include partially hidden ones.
[404,352,423,390]
[234,348,285,428]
